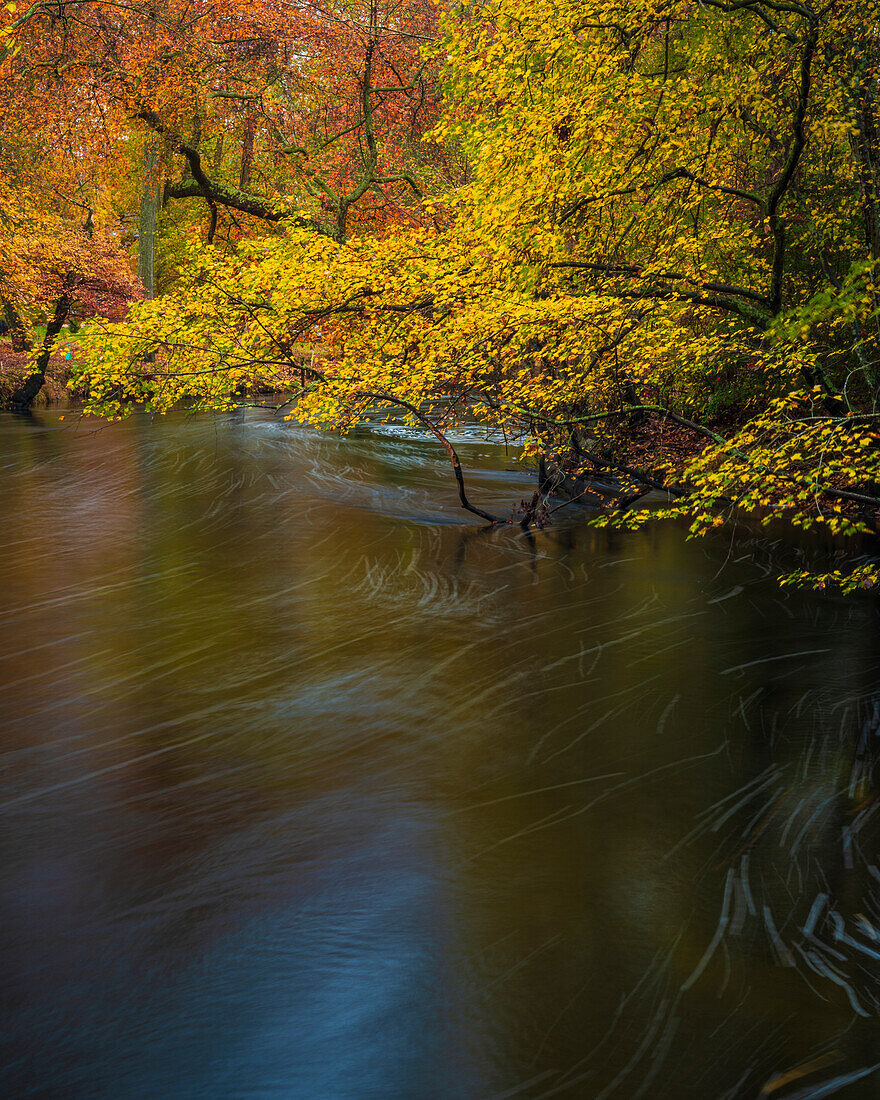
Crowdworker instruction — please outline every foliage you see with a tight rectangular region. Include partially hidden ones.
[1,0,442,245]
[5,0,880,589]
[0,173,141,332]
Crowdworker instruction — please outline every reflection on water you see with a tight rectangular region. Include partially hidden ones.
[1,408,879,1098]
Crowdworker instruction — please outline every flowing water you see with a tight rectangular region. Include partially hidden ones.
[1,407,880,1099]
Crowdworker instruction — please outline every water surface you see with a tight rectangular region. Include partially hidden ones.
[1,408,879,1098]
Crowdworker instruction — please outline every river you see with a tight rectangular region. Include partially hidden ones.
[1,407,879,1098]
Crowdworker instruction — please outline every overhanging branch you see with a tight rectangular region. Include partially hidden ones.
[138,110,338,239]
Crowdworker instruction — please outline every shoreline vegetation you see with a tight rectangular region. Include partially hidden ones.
[8,347,875,589]
[1,0,878,589]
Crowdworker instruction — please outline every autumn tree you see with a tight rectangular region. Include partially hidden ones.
[0,0,444,404]
[0,190,141,406]
[2,0,441,244]
[49,0,880,587]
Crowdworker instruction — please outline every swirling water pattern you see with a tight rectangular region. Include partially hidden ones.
[1,407,879,1098]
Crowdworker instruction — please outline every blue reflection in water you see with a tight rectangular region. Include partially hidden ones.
[119,815,455,1100]
[4,794,480,1099]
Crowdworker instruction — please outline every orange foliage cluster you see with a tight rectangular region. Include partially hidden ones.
[0,0,440,366]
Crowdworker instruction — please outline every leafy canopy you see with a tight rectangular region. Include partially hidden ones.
[64,0,880,589]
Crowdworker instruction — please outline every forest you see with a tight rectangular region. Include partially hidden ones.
[5,5,880,1096]
[1,0,878,589]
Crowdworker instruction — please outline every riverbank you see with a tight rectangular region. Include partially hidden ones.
[8,348,878,590]
[0,336,323,409]
[0,340,76,406]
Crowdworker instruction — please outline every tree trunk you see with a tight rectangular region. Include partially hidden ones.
[212,132,225,173]
[138,141,160,298]
[8,283,72,409]
[239,103,256,192]
[849,84,880,263]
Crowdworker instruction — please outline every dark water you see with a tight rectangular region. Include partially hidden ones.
[2,407,880,1099]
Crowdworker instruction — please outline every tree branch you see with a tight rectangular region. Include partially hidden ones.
[357,391,506,523]
[767,19,818,313]
[139,109,338,239]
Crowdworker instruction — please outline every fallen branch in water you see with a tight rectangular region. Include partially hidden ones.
[355,391,508,525]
